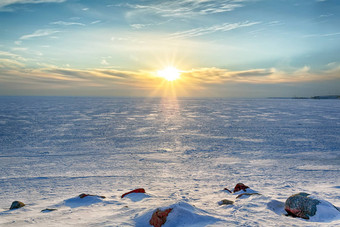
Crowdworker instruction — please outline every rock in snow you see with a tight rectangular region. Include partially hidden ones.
[218,199,234,206]
[41,208,58,213]
[79,193,106,199]
[9,201,25,210]
[233,183,249,193]
[135,202,221,227]
[63,194,105,208]
[285,192,340,220]
[149,208,173,227]
[236,192,261,199]
[224,183,251,194]
[121,188,146,198]
[224,183,258,196]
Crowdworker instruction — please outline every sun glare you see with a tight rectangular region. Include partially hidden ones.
[157,67,181,81]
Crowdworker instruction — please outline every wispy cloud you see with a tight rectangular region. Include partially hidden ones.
[0,0,66,11]
[0,50,27,62]
[0,51,27,69]
[319,13,333,18]
[168,21,260,39]
[51,21,85,26]
[182,67,273,85]
[42,68,160,88]
[130,24,148,29]
[11,47,28,51]
[129,19,173,30]
[90,20,101,25]
[0,58,25,68]
[126,0,246,17]
[110,36,144,44]
[303,32,340,38]
[19,29,60,40]
[181,65,340,85]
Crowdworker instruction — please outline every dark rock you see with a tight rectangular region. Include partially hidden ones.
[284,193,320,219]
[149,208,172,227]
[236,193,261,199]
[41,208,57,212]
[218,199,234,205]
[9,201,25,210]
[79,193,105,199]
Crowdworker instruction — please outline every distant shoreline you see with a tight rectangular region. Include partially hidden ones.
[269,95,340,100]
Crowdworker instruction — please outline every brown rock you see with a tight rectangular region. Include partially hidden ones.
[149,208,173,227]
[233,183,249,193]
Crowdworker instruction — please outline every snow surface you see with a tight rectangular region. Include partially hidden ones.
[0,97,340,226]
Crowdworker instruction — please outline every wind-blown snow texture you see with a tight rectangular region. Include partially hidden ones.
[0,97,339,226]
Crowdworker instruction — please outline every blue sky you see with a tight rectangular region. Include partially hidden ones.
[0,0,339,97]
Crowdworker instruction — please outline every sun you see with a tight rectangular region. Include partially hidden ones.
[157,66,181,81]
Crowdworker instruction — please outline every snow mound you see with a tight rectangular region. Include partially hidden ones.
[308,196,340,222]
[63,195,105,208]
[122,192,151,202]
[267,200,287,216]
[135,202,221,227]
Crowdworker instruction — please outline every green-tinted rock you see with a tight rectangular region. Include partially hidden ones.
[285,193,320,219]
[41,208,58,212]
[218,199,234,205]
[9,201,25,210]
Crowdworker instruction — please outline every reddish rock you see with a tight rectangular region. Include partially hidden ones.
[79,193,106,199]
[149,208,173,227]
[233,183,249,193]
[223,187,232,193]
[121,188,146,198]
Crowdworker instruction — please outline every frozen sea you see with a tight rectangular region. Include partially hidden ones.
[0,96,339,226]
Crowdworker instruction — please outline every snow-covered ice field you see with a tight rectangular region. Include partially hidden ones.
[0,96,339,226]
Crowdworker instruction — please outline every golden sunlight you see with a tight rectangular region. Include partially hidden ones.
[157,66,181,81]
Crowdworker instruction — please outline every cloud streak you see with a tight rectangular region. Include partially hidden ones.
[51,21,85,26]
[0,0,66,11]
[168,21,260,39]
[0,51,27,69]
[126,0,246,17]
[19,29,60,40]
[182,65,340,85]
[303,32,340,38]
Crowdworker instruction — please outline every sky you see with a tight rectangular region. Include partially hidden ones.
[0,0,339,97]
